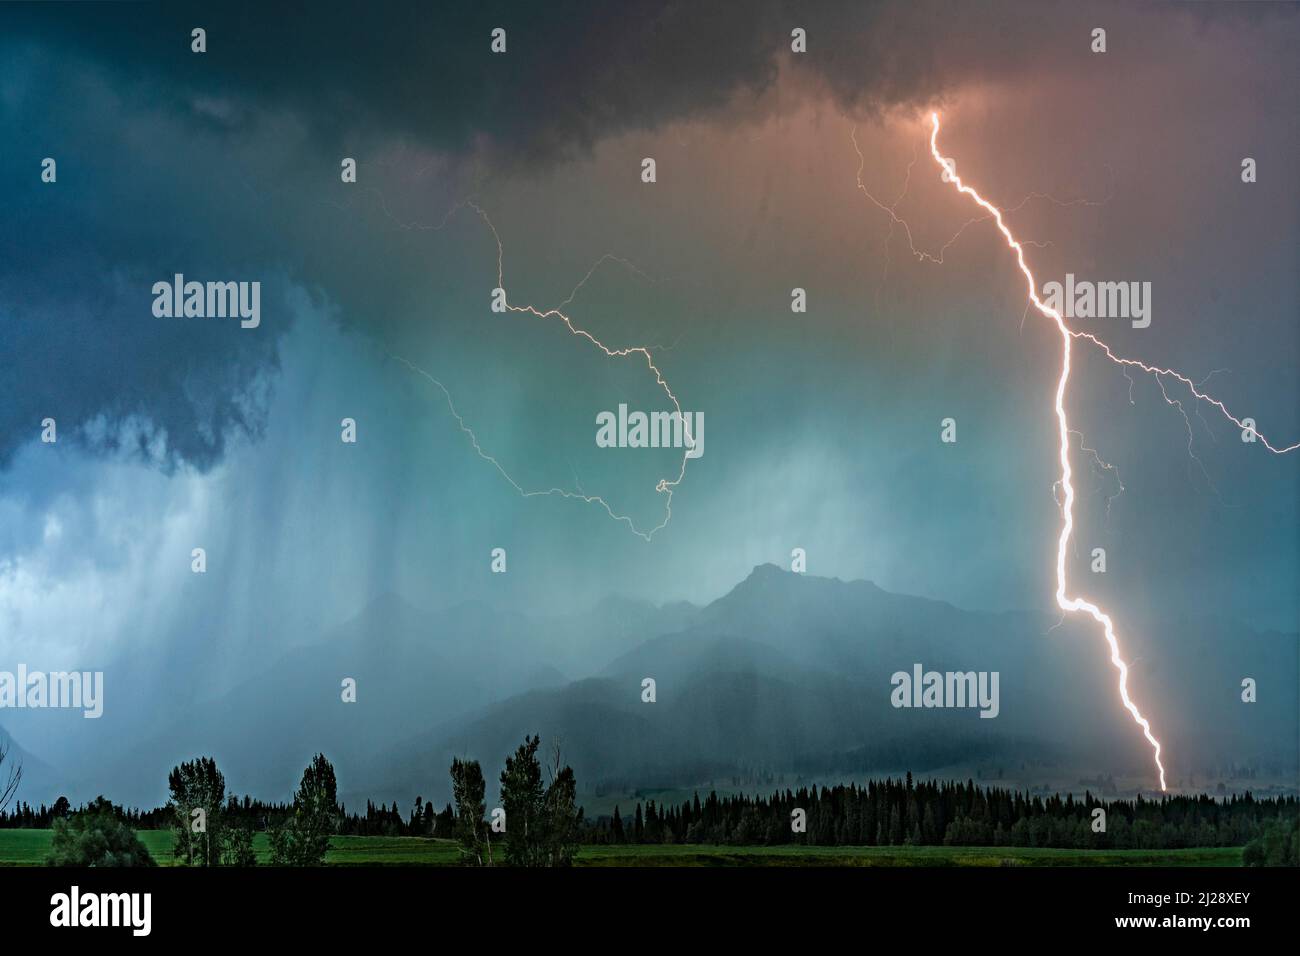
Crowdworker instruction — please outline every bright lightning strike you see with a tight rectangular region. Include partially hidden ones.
[928,111,1168,790]
[925,111,1298,793]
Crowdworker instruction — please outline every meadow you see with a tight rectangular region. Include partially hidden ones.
[0,830,1244,867]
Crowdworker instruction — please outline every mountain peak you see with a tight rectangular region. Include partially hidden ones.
[738,562,879,590]
[704,564,887,619]
[721,562,810,601]
[745,562,787,580]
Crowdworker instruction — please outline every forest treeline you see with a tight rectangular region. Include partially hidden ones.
[584,775,1297,854]
[2,761,1296,864]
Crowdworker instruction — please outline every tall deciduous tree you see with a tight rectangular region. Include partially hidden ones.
[450,757,490,865]
[167,756,226,866]
[500,735,546,866]
[542,739,583,866]
[269,753,339,866]
[497,735,584,866]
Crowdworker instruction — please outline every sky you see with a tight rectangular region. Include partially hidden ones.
[1,0,1297,715]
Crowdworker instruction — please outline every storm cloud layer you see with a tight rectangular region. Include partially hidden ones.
[8,0,1291,472]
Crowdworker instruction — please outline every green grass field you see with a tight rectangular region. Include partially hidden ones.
[0,829,1244,867]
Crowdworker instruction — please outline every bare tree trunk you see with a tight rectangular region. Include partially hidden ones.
[0,741,21,815]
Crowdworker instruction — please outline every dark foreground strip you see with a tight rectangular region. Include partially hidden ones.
[0,863,1286,942]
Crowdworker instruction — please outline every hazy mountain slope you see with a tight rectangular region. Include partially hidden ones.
[17,566,1294,807]
[371,565,1297,804]
[55,590,698,806]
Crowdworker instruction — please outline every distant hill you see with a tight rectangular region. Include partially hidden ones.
[367,565,1298,805]
[42,588,698,806]
[14,565,1296,808]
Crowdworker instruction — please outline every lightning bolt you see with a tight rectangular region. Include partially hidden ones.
[925,111,1299,792]
[392,202,695,542]
[851,126,1096,279]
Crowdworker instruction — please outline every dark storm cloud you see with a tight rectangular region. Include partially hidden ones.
[6,0,787,167]
[770,0,1295,128]
[0,0,786,471]
[0,49,295,472]
[2,0,1293,472]
[20,0,1287,160]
